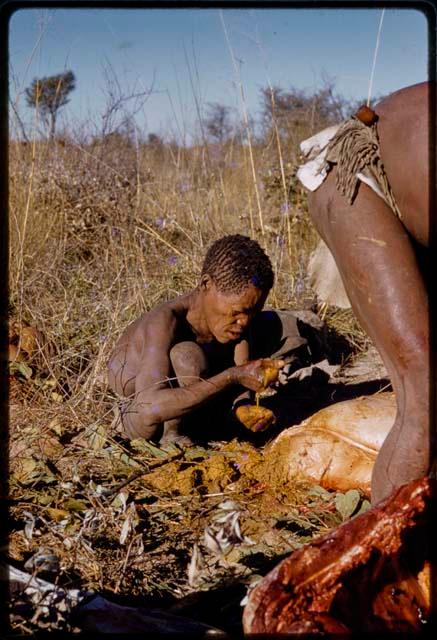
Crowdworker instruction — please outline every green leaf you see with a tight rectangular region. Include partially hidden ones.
[308,485,332,501]
[104,446,141,468]
[46,507,70,522]
[13,457,37,482]
[354,499,371,517]
[62,498,88,512]
[118,452,141,467]
[335,489,361,520]
[110,492,127,510]
[37,493,55,505]
[10,361,33,380]
[133,439,167,458]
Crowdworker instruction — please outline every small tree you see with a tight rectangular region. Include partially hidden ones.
[204,102,234,144]
[25,70,76,139]
[259,81,346,147]
[147,133,164,146]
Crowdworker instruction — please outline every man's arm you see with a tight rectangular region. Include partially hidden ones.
[122,333,282,440]
[123,357,237,439]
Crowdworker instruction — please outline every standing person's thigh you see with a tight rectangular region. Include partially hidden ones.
[309,175,428,377]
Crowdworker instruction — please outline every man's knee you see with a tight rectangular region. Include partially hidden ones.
[108,365,136,397]
[169,341,208,384]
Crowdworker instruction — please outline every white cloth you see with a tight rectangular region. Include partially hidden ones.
[296,124,340,191]
[297,125,353,309]
[307,238,350,308]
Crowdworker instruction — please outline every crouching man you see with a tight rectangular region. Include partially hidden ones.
[108,234,312,446]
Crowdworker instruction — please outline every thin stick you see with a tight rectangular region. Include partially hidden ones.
[115,533,141,593]
[101,450,185,498]
[135,222,186,257]
[367,10,385,107]
[253,23,290,250]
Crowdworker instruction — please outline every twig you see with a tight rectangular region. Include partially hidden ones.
[114,533,141,593]
[135,222,186,257]
[101,449,185,498]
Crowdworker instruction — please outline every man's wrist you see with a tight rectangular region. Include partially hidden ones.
[226,366,237,385]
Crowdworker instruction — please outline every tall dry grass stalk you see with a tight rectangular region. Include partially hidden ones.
[219,10,264,238]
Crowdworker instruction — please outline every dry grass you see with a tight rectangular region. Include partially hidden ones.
[8,127,369,633]
[9,132,329,414]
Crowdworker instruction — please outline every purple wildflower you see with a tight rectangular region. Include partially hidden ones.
[168,255,178,266]
[178,182,191,193]
[295,277,305,297]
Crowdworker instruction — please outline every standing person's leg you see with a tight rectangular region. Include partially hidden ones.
[309,175,429,504]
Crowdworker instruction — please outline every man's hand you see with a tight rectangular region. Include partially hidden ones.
[235,404,276,432]
[230,358,285,392]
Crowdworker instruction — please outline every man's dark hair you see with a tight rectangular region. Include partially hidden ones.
[201,234,274,294]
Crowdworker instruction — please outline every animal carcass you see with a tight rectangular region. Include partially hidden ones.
[243,475,433,634]
[264,392,396,497]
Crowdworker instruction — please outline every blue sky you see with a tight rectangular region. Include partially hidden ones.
[9,7,428,142]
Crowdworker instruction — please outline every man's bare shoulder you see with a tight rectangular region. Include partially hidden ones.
[133,293,192,343]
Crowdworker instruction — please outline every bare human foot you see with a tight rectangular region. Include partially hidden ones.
[159,433,194,448]
[159,419,194,447]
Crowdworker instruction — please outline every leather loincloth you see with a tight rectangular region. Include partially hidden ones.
[298,117,402,219]
[325,116,402,218]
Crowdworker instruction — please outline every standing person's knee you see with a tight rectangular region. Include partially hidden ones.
[169,341,208,386]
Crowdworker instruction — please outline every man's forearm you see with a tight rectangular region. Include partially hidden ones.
[127,368,236,435]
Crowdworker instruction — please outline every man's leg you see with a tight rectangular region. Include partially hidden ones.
[108,344,137,397]
[159,341,209,446]
[309,175,429,504]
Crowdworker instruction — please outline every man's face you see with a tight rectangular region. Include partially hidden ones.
[201,277,267,344]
